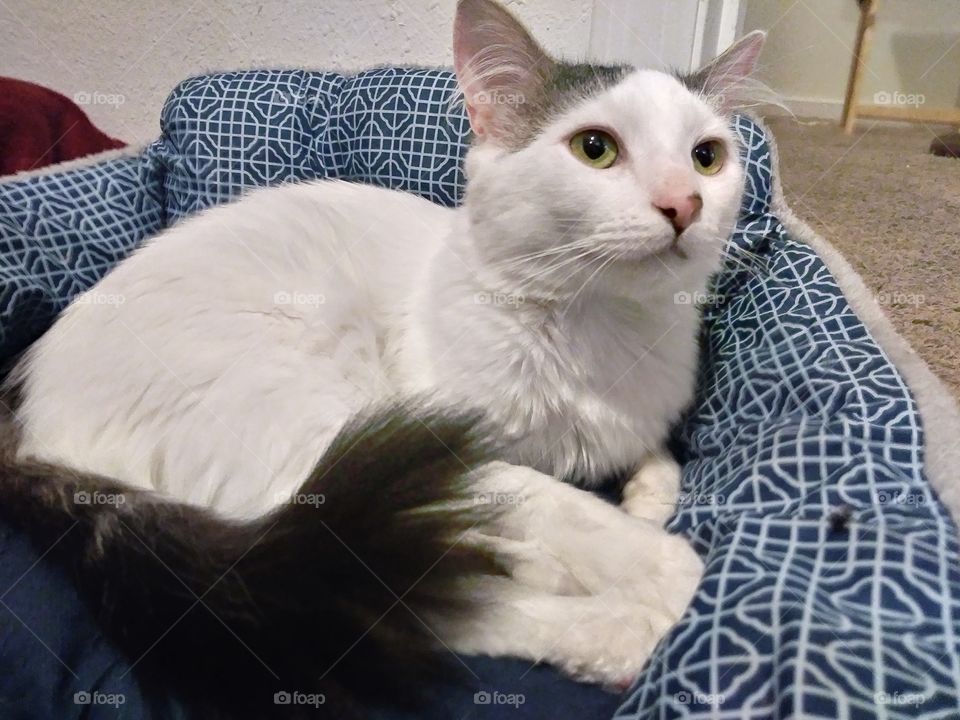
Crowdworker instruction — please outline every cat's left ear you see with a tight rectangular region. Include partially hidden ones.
[453,0,556,142]
[685,30,766,111]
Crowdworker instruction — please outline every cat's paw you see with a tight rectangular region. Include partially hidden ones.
[651,531,704,619]
[547,593,682,688]
[544,526,703,687]
[621,454,682,525]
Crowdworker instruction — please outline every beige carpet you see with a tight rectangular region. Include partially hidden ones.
[766,117,960,398]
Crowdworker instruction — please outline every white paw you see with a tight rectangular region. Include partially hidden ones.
[621,454,682,525]
[559,537,704,686]
[649,531,704,619]
[449,461,704,688]
[545,587,691,688]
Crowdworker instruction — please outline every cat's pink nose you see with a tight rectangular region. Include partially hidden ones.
[653,193,703,234]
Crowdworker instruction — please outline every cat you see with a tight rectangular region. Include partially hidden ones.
[0,0,764,717]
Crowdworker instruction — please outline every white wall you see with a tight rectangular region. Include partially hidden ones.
[0,0,593,144]
[742,0,960,119]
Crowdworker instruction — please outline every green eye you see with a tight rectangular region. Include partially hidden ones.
[570,130,619,169]
[692,140,725,175]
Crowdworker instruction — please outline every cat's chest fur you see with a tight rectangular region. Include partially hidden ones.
[397,262,701,485]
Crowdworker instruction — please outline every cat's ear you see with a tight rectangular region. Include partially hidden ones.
[685,30,766,112]
[453,0,555,142]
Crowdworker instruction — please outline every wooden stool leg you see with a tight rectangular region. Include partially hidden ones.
[841,0,878,134]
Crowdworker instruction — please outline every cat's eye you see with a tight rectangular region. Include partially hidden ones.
[570,130,619,169]
[692,140,725,176]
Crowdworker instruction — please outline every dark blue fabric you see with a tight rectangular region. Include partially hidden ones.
[0,518,189,720]
[1,68,958,720]
[367,657,622,720]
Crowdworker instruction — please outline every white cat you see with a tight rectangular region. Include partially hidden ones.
[3,0,763,713]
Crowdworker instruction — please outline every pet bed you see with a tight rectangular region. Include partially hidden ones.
[1,68,959,720]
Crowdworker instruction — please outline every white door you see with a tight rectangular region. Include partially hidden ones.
[588,0,744,72]
[696,0,746,66]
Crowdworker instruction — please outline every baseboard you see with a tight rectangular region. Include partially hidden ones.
[766,96,843,121]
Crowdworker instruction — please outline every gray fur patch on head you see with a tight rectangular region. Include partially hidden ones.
[506,62,630,150]
[674,67,709,96]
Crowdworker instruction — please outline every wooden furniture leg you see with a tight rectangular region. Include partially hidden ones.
[842,0,878,134]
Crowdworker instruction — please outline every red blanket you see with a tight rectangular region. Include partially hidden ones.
[0,77,126,176]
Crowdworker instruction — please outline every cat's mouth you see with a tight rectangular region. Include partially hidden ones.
[622,233,690,264]
[580,229,697,270]
[663,236,689,260]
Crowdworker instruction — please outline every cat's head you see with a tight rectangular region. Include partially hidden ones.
[453,0,764,305]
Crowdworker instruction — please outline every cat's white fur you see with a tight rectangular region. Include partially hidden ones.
[10,0,763,687]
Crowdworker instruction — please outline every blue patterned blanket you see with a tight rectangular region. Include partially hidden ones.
[0,68,958,720]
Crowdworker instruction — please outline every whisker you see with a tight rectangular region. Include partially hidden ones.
[719,243,770,277]
[511,246,604,294]
[560,249,623,318]
[546,249,610,293]
[493,239,599,270]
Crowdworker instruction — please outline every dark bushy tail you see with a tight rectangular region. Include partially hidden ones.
[0,406,501,719]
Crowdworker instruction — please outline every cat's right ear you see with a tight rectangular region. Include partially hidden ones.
[453,0,555,143]
[684,30,766,112]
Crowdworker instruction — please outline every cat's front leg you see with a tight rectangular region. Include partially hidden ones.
[620,451,683,525]
[435,577,682,688]
[437,462,703,686]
